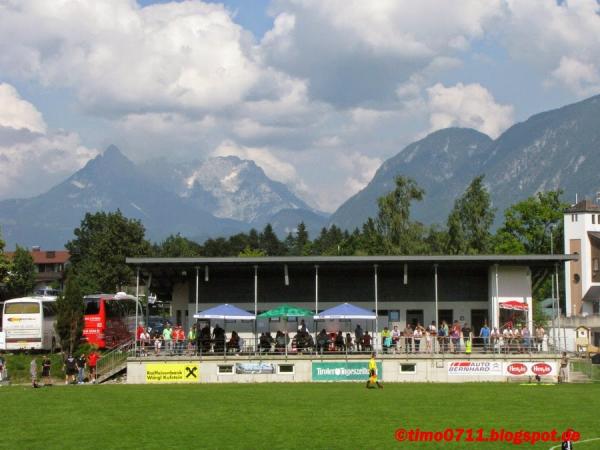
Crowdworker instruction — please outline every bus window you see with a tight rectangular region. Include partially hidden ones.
[105,300,123,319]
[4,302,40,314]
[42,302,57,318]
[84,299,100,315]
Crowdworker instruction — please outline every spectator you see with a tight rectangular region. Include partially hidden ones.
[362,331,372,351]
[162,323,173,355]
[274,331,284,353]
[316,329,329,353]
[490,327,500,353]
[298,320,307,333]
[403,324,413,354]
[139,328,151,356]
[461,323,472,353]
[227,331,241,353]
[413,323,424,353]
[354,324,364,351]
[260,332,274,353]
[334,331,345,351]
[153,332,163,356]
[559,352,569,383]
[451,321,461,353]
[502,326,513,354]
[30,357,39,388]
[391,325,401,354]
[64,354,77,384]
[479,323,490,353]
[187,324,197,355]
[213,324,226,353]
[0,355,5,381]
[173,325,185,355]
[381,327,391,353]
[535,325,545,352]
[136,323,144,343]
[345,333,354,352]
[438,322,448,353]
[199,324,211,353]
[41,355,52,385]
[76,353,86,384]
[88,349,100,384]
[521,326,531,352]
[427,321,437,352]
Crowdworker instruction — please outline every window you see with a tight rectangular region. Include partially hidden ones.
[277,364,295,374]
[594,258,599,273]
[5,302,40,314]
[84,299,100,315]
[593,215,596,224]
[400,364,416,373]
[389,310,400,321]
[42,302,56,318]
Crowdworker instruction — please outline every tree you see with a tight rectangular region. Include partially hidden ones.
[258,224,285,256]
[375,176,427,254]
[55,275,84,354]
[0,229,11,299]
[493,190,567,255]
[65,210,151,294]
[445,175,495,254]
[5,245,36,298]
[288,222,311,256]
[153,234,201,257]
[239,246,267,257]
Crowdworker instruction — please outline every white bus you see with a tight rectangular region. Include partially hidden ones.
[2,296,59,351]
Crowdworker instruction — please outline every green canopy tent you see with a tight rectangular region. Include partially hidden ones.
[258,304,314,356]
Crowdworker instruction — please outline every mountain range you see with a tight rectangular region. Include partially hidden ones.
[329,94,600,230]
[1,94,599,249]
[0,146,326,248]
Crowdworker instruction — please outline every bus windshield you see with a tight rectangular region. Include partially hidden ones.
[84,298,100,315]
[4,302,40,314]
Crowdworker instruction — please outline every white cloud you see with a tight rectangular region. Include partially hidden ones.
[262,0,503,106]
[550,56,600,98]
[426,82,514,138]
[502,0,600,97]
[0,0,264,115]
[0,83,46,133]
[0,83,97,199]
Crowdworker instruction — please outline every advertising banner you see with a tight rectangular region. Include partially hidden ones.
[146,363,199,383]
[312,361,382,381]
[234,362,275,374]
[447,361,503,376]
[503,361,557,377]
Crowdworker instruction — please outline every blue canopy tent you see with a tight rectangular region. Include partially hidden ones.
[193,304,255,355]
[314,303,376,354]
[314,303,376,320]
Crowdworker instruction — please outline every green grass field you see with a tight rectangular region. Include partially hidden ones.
[1,383,598,449]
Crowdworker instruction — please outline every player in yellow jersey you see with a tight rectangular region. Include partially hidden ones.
[366,352,383,389]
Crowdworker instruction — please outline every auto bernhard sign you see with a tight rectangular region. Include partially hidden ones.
[503,362,557,376]
[447,361,502,375]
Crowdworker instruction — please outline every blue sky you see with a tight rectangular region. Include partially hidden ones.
[0,0,599,210]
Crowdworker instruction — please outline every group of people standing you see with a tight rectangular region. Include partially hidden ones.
[29,350,100,388]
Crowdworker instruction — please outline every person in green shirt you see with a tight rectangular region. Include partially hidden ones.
[187,324,197,355]
[162,323,173,355]
[366,353,383,389]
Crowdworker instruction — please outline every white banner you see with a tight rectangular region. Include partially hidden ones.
[503,361,557,377]
[448,361,503,376]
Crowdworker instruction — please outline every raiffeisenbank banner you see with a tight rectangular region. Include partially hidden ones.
[146,363,199,383]
[312,361,382,381]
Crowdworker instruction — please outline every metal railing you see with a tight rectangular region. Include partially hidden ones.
[95,339,135,382]
[130,335,563,358]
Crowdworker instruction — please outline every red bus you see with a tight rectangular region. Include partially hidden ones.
[83,292,142,349]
